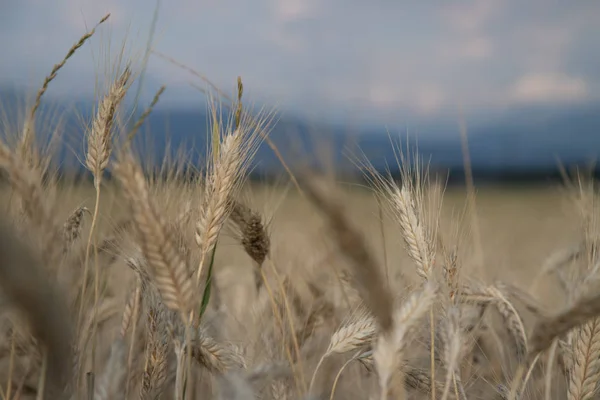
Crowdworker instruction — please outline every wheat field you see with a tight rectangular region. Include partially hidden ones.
[0,14,599,400]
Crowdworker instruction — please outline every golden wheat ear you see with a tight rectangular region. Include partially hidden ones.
[228,199,270,291]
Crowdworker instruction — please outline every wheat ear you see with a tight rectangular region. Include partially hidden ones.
[195,106,270,286]
[567,317,600,400]
[78,66,132,368]
[309,307,376,393]
[114,155,194,322]
[229,199,270,291]
[20,13,110,166]
[191,328,246,374]
[139,306,169,400]
[63,206,90,253]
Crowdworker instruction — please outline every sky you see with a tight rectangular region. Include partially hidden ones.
[1,0,599,126]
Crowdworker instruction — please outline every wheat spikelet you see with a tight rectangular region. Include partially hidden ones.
[229,199,270,290]
[567,317,600,400]
[195,106,271,283]
[191,328,246,374]
[63,205,90,252]
[121,278,142,338]
[114,156,194,320]
[404,368,438,395]
[391,184,434,280]
[20,14,111,167]
[139,306,169,400]
[559,338,575,374]
[195,131,245,285]
[86,66,131,185]
[231,201,270,265]
[487,285,528,362]
[360,150,438,281]
[457,281,497,306]
[309,306,376,393]
[327,308,376,355]
[458,281,528,361]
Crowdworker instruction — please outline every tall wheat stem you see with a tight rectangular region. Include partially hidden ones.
[259,268,300,392]
[125,284,141,399]
[76,182,103,394]
[79,180,102,351]
[77,186,100,329]
[268,258,307,395]
[330,351,361,400]
[430,307,436,400]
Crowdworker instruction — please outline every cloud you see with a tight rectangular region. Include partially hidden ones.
[270,0,318,23]
[414,86,446,115]
[509,73,588,104]
[461,36,493,60]
[0,0,598,124]
[440,0,502,33]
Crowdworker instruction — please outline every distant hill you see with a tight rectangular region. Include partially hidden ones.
[1,86,599,184]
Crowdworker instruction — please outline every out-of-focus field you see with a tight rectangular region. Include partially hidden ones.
[1,181,575,308]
